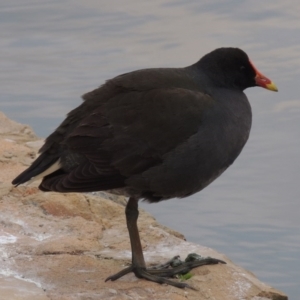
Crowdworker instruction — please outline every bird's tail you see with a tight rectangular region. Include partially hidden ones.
[12,153,61,186]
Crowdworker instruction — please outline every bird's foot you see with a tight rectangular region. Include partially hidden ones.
[105,264,192,288]
[105,254,226,289]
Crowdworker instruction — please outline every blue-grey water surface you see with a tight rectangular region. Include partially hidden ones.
[1,1,299,299]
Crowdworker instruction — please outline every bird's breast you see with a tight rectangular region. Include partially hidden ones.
[132,91,252,200]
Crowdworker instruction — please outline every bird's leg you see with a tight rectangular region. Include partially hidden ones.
[105,197,225,289]
[105,197,189,288]
[105,197,145,281]
[126,196,147,270]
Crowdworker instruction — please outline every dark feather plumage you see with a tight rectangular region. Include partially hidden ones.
[12,48,262,202]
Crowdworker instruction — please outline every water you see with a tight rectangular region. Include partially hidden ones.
[1,1,299,298]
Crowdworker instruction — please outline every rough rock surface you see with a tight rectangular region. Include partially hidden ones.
[0,112,288,300]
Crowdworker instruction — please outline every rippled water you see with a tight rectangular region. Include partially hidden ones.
[1,1,299,298]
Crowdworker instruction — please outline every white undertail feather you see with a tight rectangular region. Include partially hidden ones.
[27,159,61,184]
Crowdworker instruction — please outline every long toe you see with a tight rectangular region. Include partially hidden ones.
[105,266,134,282]
[135,267,193,289]
[147,256,226,277]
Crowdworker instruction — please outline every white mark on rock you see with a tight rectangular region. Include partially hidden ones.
[0,233,17,244]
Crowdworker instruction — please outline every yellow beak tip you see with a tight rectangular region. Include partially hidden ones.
[265,82,278,92]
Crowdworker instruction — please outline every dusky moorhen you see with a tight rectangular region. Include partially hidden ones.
[12,47,277,288]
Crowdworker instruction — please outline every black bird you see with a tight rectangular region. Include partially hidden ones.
[12,48,277,288]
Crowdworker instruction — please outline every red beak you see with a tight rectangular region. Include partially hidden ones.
[249,60,278,92]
